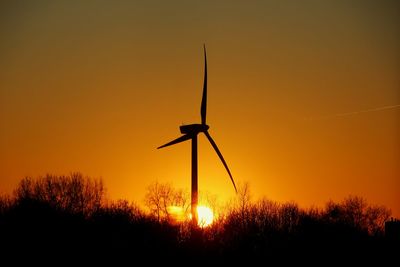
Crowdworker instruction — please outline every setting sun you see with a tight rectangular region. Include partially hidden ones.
[197,206,214,227]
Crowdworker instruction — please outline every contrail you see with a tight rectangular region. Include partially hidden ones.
[333,104,400,117]
[304,104,400,121]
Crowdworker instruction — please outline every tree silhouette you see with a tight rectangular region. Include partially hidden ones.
[0,176,396,265]
[144,181,189,222]
[14,173,104,217]
[325,195,390,236]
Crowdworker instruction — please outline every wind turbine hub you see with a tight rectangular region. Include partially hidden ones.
[180,124,209,135]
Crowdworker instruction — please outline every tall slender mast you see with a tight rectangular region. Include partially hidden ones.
[191,135,198,225]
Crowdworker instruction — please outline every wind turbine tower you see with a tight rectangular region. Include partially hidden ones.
[158,45,237,225]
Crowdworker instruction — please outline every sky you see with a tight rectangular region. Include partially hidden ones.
[1,0,399,216]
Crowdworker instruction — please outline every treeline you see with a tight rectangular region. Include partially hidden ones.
[0,174,397,264]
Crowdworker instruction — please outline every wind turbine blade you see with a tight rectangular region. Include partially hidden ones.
[204,131,237,193]
[200,44,207,125]
[157,134,191,149]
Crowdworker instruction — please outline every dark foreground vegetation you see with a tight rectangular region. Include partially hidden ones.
[0,173,398,265]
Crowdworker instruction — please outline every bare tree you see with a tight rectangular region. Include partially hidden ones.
[342,195,368,229]
[172,188,189,211]
[200,191,219,217]
[325,195,391,235]
[13,173,105,217]
[255,197,281,230]
[366,205,391,235]
[236,182,252,225]
[144,182,189,222]
[279,201,300,232]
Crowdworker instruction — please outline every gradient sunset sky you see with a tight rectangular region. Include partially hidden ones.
[1,1,399,216]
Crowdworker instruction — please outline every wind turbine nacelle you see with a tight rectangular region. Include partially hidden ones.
[180,124,209,135]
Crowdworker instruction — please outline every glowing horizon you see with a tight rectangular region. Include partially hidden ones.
[0,1,399,217]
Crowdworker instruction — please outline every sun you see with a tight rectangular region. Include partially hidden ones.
[197,206,214,227]
[167,205,214,227]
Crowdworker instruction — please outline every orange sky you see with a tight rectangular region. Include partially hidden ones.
[1,1,399,216]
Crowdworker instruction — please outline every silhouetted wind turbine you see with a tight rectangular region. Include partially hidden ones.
[157,45,237,225]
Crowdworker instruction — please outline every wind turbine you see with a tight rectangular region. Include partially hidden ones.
[157,45,237,225]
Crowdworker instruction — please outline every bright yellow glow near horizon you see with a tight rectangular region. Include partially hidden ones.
[0,1,399,218]
[197,206,214,228]
[168,205,214,227]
